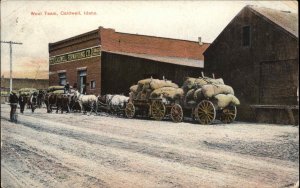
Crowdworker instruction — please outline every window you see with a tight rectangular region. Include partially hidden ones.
[242,26,251,46]
[91,80,96,89]
[58,73,66,86]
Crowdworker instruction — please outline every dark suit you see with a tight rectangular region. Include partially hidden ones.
[9,93,18,121]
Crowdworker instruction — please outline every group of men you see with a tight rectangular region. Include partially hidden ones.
[8,81,86,122]
[8,90,38,121]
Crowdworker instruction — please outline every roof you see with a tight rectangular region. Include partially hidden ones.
[115,31,210,44]
[49,29,99,47]
[204,5,298,56]
[248,5,298,38]
[102,50,204,68]
[100,27,209,61]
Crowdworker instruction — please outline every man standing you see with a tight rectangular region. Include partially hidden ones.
[18,93,26,114]
[64,81,70,94]
[9,91,18,122]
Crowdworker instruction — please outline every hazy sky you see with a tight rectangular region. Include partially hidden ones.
[0,1,298,79]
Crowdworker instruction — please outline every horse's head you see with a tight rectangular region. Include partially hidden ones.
[74,90,80,97]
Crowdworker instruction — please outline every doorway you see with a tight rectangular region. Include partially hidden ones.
[78,70,87,94]
[259,59,296,104]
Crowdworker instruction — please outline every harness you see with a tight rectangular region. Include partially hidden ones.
[107,95,114,106]
[76,93,82,102]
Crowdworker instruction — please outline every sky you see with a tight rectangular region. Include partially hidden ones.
[0,1,298,79]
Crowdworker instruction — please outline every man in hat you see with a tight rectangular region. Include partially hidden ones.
[64,81,70,94]
[9,91,18,122]
[18,92,27,114]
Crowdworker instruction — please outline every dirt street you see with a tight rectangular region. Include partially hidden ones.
[1,104,299,188]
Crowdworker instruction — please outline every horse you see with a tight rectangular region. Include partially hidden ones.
[70,94,81,112]
[74,91,98,115]
[97,94,111,113]
[98,94,129,115]
[45,93,57,113]
[56,93,72,114]
[108,94,129,114]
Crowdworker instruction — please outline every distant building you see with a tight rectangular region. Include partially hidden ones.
[0,77,49,91]
[204,6,298,124]
[49,27,209,95]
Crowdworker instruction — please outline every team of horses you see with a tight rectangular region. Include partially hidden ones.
[18,89,129,116]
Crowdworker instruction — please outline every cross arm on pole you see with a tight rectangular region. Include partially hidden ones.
[1,40,23,92]
[1,41,23,45]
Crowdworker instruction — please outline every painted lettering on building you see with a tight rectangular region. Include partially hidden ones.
[49,46,101,65]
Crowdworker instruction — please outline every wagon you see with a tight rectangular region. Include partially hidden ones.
[125,96,180,121]
[168,98,237,124]
[125,77,239,124]
[169,76,239,124]
[125,78,183,121]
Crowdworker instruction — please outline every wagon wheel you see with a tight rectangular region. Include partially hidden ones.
[151,100,166,121]
[170,104,183,123]
[195,100,216,125]
[125,102,135,118]
[220,105,237,124]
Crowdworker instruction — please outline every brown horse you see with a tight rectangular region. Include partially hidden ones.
[45,93,57,113]
[56,94,72,113]
[45,92,73,113]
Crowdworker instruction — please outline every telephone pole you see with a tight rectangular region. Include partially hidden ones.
[1,41,23,92]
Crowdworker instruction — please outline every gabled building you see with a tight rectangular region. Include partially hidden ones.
[49,27,209,95]
[204,6,298,123]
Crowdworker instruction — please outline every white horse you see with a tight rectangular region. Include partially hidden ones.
[107,94,129,113]
[75,91,98,114]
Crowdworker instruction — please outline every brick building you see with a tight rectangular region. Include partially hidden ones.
[203,6,298,124]
[49,27,209,95]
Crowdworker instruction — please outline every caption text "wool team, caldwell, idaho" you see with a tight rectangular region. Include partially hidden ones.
[31,11,97,16]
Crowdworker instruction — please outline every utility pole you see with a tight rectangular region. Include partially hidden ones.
[1,41,23,92]
[33,64,41,88]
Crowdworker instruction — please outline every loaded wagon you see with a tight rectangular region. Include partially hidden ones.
[170,76,239,124]
[125,76,240,124]
[125,95,178,121]
[125,78,183,121]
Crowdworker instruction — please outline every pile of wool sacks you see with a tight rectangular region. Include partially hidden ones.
[182,77,240,108]
[47,85,65,94]
[18,88,38,96]
[129,78,184,101]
